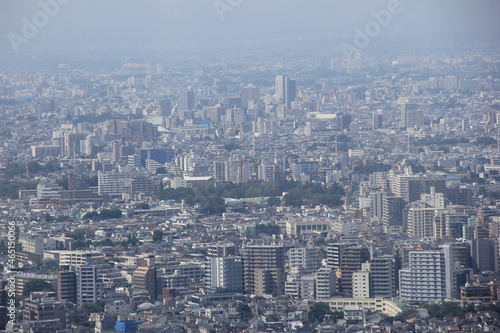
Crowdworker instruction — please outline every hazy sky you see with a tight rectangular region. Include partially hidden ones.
[1,0,499,56]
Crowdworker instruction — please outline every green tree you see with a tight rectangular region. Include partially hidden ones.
[156,167,167,174]
[237,304,253,321]
[474,136,496,146]
[307,302,334,323]
[254,223,280,236]
[96,238,114,247]
[152,230,164,242]
[82,301,105,314]
[83,211,99,220]
[267,197,281,206]
[136,203,150,210]
[99,208,122,220]
[201,197,226,215]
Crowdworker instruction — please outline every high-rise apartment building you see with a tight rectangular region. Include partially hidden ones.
[339,246,370,296]
[132,256,157,301]
[243,245,288,296]
[399,250,447,302]
[288,247,320,276]
[57,271,77,304]
[382,195,404,234]
[315,267,337,300]
[370,255,398,298]
[205,257,244,293]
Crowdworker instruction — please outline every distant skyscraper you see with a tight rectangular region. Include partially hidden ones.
[399,97,421,129]
[275,75,297,108]
[275,75,286,102]
[179,87,195,111]
[241,85,260,108]
[285,78,297,108]
[340,114,352,131]
[159,98,172,117]
[372,111,383,130]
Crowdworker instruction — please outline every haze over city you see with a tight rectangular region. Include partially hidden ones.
[0,1,500,333]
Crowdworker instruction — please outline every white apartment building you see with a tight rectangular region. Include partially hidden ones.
[399,250,447,302]
[352,263,371,299]
[288,247,320,275]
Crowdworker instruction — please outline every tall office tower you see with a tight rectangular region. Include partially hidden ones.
[441,242,472,270]
[275,75,286,103]
[382,195,404,234]
[288,247,321,276]
[372,111,383,130]
[327,242,355,269]
[241,85,260,108]
[159,98,172,117]
[398,97,422,129]
[285,79,297,108]
[339,246,370,295]
[275,75,297,108]
[315,267,337,300]
[371,192,383,222]
[111,141,121,163]
[340,114,352,131]
[179,87,195,111]
[406,201,438,238]
[370,255,397,298]
[399,250,447,302]
[243,245,288,296]
[57,271,77,304]
[441,243,472,299]
[132,256,157,301]
[352,262,371,298]
[471,239,496,273]
[205,257,244,293]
